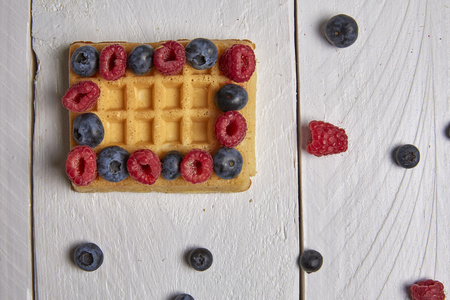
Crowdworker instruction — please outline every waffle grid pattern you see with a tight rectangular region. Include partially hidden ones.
[68,40,256,192]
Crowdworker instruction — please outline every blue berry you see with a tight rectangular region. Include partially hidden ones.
[71,45,99,77]
[214,84,248,112]
[97,146,130,182]
[73,243,104,271]
[188,248,213,271]
[300,249,323,273]
[127,44,154,75]
[174,294,194,300]
[213,147,243,179]
[395,144,420,168]
[185,38,218,70]
[161,151,183,180]
[73,113,104,148]
[325,14,358,48]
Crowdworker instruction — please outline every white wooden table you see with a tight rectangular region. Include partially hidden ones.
[1,0,449,299]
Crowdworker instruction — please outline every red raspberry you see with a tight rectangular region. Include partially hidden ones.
[180,149,213,184]
[62,81,100,112]
[99,44,127,81]
[127,149,161,185]
[306,120,348,157]
[66,145,97,186]
[215,110,247,148]
[219,44,256,82]
[153,41,186,76]
[411,280,445,300]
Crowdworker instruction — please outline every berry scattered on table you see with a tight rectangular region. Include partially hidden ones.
[62,81,101,112]
[127,44,154,75]
[299,249,323,273]
[180,149,213,184]
[215,110,247,148]
[306,120,348,157]
[97,146,130,182]
[73,113,104,148]
[214,84,248,111]
[153,41,186,76]
[99,44,127,81]
[213,147,243,179]
[174,294,194,300]
[70,45,99,77]
[66,145,97,186]
[73,242,104,272]
[161,150,184,181]
[325,14,358,48]
[188,248,213,271]
[185,38,218,70]
[410,280,445,300]
[395,144,420,168]
[127,149,161,185]
[219,44,256,82]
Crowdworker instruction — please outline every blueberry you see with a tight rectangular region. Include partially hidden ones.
[71,45,99,77]
[161,151,183,180]
[188,248,213,271]
[97,146,130,182]
[174,294,194,300]
[185,38,218,70]
[325,14,358,48]
[299,249,323,273]
[73,113,104,148]
[127,44,154,75]
[395,144,420,168]
[73,243,104,271]
[213,147,243,180]
[214,84,248,112]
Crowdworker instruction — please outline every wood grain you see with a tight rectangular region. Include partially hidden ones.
[0,0,33,299]
[297,0,450,299]
[31,0,299,299]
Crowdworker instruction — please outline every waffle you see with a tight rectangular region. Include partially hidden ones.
[68,40,256,193]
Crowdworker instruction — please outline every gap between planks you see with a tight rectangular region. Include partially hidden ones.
[29,0,38,298]
[293,0,305,300]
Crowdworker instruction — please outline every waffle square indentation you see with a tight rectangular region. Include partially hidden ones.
[162,83,182,110]
[135,86,153,110]
[191,118,209,143]
[106,86,127,111]
[162,118,181,144]
[136,119,153,144]
[192,83,210,108]
[106,119,126,144]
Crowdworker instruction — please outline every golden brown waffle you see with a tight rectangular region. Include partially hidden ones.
[68,40,256,193]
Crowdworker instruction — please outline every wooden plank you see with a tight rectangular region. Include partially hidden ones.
[0,0,33,299]
[297,0,450,298]
[31,0,299,298]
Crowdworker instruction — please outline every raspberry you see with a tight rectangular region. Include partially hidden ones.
[306,120,348,157]
[127,149,161,185]
[66,145,97,186]
[411,280,445,300]
[99,44,127,81]
[219,44,256,82]
[215,110,247,148]
[180,149,213,184]
[153,41,186,76]
[62,81,101,112]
